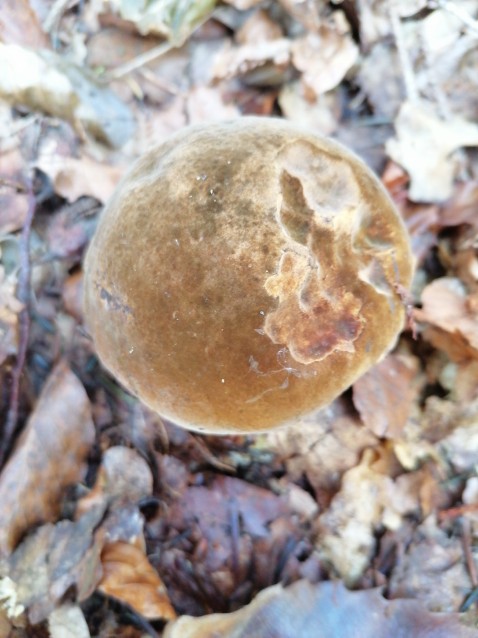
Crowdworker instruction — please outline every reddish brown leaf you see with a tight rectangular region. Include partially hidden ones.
[99,541,176,621]
[0,361,95,556]
[353,353,419,438]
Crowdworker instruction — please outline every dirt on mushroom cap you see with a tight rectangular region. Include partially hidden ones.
[83,117,413,434]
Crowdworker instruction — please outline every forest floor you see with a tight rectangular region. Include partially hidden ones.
[1,1,478,636]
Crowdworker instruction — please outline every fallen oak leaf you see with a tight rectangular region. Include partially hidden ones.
[98,541,176,621]
[0,361,95,556]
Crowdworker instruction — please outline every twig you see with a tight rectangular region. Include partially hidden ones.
[43,0,78,34]
[389,2,419,103]
[0,178,36,467]
[103,41,174,83]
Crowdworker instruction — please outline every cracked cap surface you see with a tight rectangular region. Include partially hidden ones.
[83,117,414,433]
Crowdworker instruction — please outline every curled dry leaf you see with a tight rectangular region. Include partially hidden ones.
[76,446,153,517]
[98,541,176,621]
[0,361,95,556]
[386,101,478,202]
[212,38,291,85]
[0,43,135,148]
[415,277,478,358]
[278,82,340,136]
[291,24,358,97]
[353,353,419,439]
[164,579,477,638]
[36,153,124,204]
[4,507,105,624]
[0,0,49,49]
[264,398,377,495]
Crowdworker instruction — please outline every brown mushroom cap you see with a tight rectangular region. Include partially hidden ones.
[83,117,413,434]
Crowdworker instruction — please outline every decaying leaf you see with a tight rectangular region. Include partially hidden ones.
[36,152,124,204]
[290,20,358,97]
[389,516,473,613]
[0,0,49,49]
[353,353,419,439]
[108,0,216,44]
[278,82,340,136]
[0,43,135,148]
[386,101,478,202]
[0,361,95,556]
[98,541,176,621]
[76,446,153,517]
[3,507,105,624]
[415,277,478,358]
[212,38,291,85]
[164,579,478,638]
[264,398,377,495]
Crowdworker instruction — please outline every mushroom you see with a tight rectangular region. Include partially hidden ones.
[83,117,413,434]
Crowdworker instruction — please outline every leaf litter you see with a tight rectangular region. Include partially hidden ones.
[0,0,478,636]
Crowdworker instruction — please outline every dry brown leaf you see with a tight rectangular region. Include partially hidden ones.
[278,82,341,136]
[264,398,377,495]
[291,23,358,97]
[164,579,477,638]
[76,446,153,518]
[36,153,124,204]
[235,9,283,45]
[62,271,84,323]
[386,101,478,202]
[415,277,478,357]
[98,541,176,621]
[211,38,291,85]
[0,0,49,49]
[0,361,95,556]
[440,181,478,228]
[4,508,105,624]
[353,353,419,439]
[389,516,472,613]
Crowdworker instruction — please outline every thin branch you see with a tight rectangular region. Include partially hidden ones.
[0,178,36,467]
[389,2,419,103]
[103,41,174,83]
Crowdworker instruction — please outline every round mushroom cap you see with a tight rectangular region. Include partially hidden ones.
[83,117,413,434]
